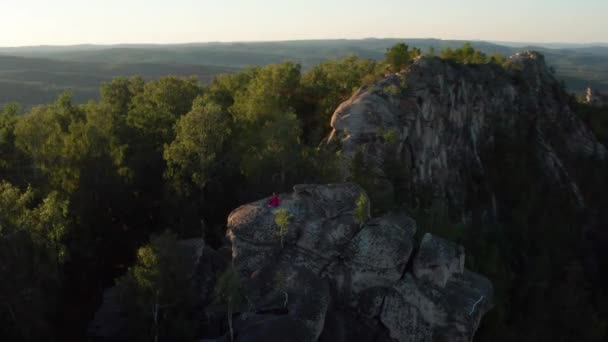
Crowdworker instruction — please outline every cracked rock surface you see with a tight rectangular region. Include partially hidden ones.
[327,51,606,216]
[224,184,493,342]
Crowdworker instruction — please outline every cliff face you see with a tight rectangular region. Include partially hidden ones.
[327,51,606,217]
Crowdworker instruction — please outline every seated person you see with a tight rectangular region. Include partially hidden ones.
[267,192,280,207]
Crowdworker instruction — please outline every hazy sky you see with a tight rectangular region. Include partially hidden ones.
[1,0,607,46]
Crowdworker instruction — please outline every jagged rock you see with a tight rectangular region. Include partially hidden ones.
[326,51,607,216]
[236,265,331,342]
[224,184,492,342]
[343,213,416,294]
[379,272,492,342]
[354,236,491,342]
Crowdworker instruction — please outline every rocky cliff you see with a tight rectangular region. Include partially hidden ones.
[327,51,606,217]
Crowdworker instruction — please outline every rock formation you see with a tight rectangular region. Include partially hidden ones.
[585,87,608,108]
[225,184,493,342]
[327,51,606,217]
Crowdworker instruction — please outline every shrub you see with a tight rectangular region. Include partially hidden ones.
[354,193,370,225]
[274,208,291,248]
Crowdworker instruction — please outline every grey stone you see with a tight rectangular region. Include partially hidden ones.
[326,51,607,217]
[225,184,493,342]
[413,233,465,288]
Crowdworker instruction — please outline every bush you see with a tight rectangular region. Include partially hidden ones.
[274,208,291,248]
[354,193,370,225]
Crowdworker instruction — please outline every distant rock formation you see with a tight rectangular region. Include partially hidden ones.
[585,87,608,107]
[225,184,493,342]
[327,51,606,217]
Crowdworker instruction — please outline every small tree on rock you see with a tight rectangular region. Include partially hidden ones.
[354,193,370,225]
[274,208,291,248]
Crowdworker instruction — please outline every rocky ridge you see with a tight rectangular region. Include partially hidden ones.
[327,51,606,216]
[225,184,492,342]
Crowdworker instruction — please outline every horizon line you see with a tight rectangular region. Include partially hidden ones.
[1,37,607,49]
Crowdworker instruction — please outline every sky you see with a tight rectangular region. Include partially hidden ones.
[1,0,607,46]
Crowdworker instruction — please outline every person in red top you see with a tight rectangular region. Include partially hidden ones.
[268,192,280,207]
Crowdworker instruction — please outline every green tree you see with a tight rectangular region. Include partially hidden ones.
[440,43,489,64]
[14,93,88,193]
[214,267,244,342]
[0,181,69,341]
[164,98,233,194]
[0,103,28,184]
[239,111,304,190]
[116,231,197,342]
[100,76,145,117]
[127,76,202,148]
[301,55,378,141]
[231,62,301,124]
[385,43,413,72]
[205,67,261,110]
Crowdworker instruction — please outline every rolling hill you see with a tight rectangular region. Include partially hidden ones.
[0,54,235,109]
[1,39,606,109]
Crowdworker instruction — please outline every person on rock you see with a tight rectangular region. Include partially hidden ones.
[268,192,280,207]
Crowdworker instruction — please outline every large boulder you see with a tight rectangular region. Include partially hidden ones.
[379,271,492,342]
[223,184,493,342]
[343,213,416,295]
[226,183,365,277]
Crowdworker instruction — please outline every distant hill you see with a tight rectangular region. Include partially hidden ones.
[0,54,235,109]
[0,39,516,67]
[1,39,607,109]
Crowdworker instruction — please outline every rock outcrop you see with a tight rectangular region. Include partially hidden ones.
[585,87,608,108]
[223,184,493,342]
[326,51,606,216]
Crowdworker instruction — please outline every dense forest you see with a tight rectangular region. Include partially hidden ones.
[1,43,607,341]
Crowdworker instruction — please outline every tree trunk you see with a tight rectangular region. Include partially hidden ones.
[153,297,159,342]
[228,308,234,342]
